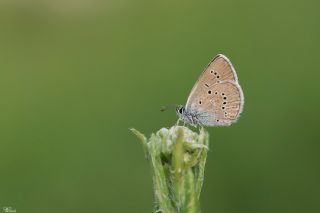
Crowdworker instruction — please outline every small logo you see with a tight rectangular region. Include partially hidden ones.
[3,207,16,213]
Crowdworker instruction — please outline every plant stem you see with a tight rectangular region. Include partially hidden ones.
[131,126,209,213]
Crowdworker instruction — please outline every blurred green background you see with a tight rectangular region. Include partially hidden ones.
[0,0,319,212]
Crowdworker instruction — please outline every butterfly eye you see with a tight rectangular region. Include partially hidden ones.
[179,108,183,114]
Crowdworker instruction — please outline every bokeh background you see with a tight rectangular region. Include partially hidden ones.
[0,0,320,212]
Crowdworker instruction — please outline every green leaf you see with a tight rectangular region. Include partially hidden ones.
[130,128,148,158]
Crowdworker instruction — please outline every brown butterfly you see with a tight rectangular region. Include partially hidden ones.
[175,54,244,126]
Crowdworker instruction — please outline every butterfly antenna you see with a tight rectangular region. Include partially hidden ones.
[160,104,179,112]
[160,106,167,112]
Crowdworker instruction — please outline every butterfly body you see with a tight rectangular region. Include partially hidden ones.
[176,105,202,126]
[176,54,244,127]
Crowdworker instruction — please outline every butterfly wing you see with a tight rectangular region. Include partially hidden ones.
[186,54,239,108]
[185,54,244,126]
[193,81,244,126]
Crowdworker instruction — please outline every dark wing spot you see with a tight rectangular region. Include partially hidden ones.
[208,90,212,94]
[223,102,227,105]
[223,97,227,100]
[205,83,209,87]
[199,101,202,104]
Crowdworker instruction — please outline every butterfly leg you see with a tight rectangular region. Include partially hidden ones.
[190,123,197,128]
[175,118,181,127]
[189,115,198,127]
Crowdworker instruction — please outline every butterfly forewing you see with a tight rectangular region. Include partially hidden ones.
[186,54,238,108]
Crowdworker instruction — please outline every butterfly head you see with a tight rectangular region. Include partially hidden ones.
[175,105,197,125]
[176,105,186,118]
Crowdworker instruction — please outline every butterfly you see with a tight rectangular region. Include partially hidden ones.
[175,54,244,126]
